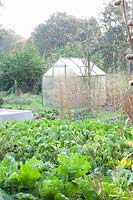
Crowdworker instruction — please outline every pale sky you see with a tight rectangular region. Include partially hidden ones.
[0,0,110,38]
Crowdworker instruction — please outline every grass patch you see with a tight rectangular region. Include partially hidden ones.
[0,92,126,122]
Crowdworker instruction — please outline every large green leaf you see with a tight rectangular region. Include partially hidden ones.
[19,164,41,189]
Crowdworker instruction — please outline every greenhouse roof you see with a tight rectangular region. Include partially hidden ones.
[44,58,106,76]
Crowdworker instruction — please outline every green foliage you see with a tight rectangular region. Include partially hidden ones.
[0,53,17,91]
[0,120,133,200]
[31,12,102,59]
[0,93,59,121]
[5,172,19,192]
[15,193,37,200]
[76,178,99,200]
[0,97,3,106]
[14,44,44,92]
[19,164,41,189]
[100,1,128,72]
[40,178,65,200]
[57,153,91,181]
[0,119,132,199]
[30,4,130,72]
[0,28,25,54]
[31,12,80,56]
[0,45,45,93]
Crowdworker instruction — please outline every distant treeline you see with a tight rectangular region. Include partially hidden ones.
[0,0,130,93]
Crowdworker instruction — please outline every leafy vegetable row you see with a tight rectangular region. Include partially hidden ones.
[0,119,132,199]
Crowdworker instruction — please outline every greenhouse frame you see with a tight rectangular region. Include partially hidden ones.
[42,58,106,118]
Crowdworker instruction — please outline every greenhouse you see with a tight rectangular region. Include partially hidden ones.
[42,58,106,117]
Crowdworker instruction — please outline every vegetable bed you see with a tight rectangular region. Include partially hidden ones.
[0,119,133,199]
